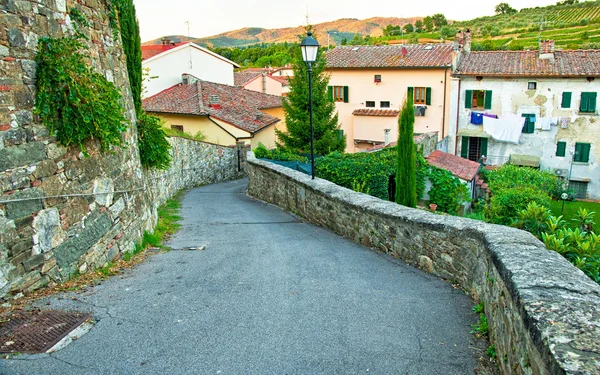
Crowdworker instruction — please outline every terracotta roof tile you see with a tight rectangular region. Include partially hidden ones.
[269,75,289,85]
[143,80,282,133]
[326,44,453,69]
[353,109,399,116]
[454,50,600,77]
[427,150,481,181]
[141,43,183,60]
[234,70,265,86]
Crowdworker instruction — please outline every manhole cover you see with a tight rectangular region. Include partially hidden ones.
[0,310,91,353]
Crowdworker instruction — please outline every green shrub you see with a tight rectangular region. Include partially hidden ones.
[512,202,553,238]
[427,166,470,215]
[486,187,552,225]
[487,165,559,197]
[253,143,308,162]
[137,113,172,169]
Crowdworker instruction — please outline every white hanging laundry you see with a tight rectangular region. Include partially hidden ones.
[541,118,552,131]
[482,115,525,144]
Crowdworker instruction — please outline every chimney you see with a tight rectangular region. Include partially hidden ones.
[262,72,267,94]
[181,73,198,85]
[209,95,221,109]
[539,39,555,60]
[384,129,391,146]
[454,30,464,50]
[464,29,472,53]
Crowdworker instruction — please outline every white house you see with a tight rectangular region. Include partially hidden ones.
[449,37,600,199]
[142,41,239,98]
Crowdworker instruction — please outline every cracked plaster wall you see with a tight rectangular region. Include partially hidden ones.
[248,154,600,375]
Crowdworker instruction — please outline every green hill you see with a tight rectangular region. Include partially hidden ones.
[455,0,600,50]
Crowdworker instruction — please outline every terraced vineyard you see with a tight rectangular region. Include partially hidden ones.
[453,1,600,50]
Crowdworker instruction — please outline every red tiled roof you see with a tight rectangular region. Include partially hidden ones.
[326,44,453,69]
[353,109,399,116]
[234,70,266,86]
[143,80,282,133]
[427,150,481,181]
[454,50,600,77]
[141,43,183,60]
[269,75,289,85]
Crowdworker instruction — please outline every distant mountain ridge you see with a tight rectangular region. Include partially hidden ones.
[142,17,422,48]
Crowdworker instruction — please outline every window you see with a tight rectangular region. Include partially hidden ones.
[556,141,567,157]
[329,86,349,103]
[568,180,589,199]
[171,125,184,132]
[465,90,492,109]
[574,142,591,163]
[408,87,431,105]
[522,114,535,134]
[380,101,391,108]
[374,74,382,83]
[366,101,375,108]
[461,136,488,162]
[528,82,537,90]
[561,92,572,108]
[580,92,597,113]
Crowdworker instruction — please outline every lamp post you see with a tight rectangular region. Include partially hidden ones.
[300,31,320,180]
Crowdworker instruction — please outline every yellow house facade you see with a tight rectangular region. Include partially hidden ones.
[143,74,285,149]
[326,44,453,153]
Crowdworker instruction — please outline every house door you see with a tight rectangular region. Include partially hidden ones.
[461,136,488,162]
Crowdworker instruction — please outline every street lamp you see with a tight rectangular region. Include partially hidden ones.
[300,31,320,180]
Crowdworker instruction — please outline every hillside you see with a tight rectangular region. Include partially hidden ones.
[143,17,422,48]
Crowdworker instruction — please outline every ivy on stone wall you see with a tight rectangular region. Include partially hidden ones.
[35,35,127,153]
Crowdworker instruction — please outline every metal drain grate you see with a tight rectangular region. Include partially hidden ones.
[0,310,91,353]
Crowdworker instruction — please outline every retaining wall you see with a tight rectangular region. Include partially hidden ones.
[247,154,600,375]
[0,0,245,297]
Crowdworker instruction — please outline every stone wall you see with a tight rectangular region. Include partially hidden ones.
[0,0,246,298]
[247,154,600,375]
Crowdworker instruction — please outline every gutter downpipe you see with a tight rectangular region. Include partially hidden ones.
[442,68,448,140]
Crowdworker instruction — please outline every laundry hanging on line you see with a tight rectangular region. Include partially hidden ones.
[470,112,483,125]
[482,114,525,144]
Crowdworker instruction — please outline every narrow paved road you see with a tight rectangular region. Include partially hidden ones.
[2,179,479,374]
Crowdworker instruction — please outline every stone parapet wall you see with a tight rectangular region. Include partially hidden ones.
[0,0,246,298]
[247,154,600,375]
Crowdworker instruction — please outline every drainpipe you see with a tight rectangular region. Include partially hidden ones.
[454,78,462,155]
[442,68,448,140]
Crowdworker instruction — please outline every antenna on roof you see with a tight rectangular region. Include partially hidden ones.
[305,5,310,26]
[185,20,192,69]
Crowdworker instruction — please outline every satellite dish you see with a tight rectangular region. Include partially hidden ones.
[401,47,408,56]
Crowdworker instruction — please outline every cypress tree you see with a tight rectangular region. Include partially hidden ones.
[114,0,142,114]
[276,36,346,155]
[395,93,417,208]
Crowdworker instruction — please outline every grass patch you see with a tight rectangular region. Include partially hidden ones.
[164,128,206,142]
[550,200,600,232]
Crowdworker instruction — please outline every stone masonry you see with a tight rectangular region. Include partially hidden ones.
[247,154,600,375]
[0,0,246,298]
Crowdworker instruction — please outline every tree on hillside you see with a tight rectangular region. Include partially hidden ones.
[431,14,448,29]
[495,2,517,14]
[403,24,414,33]
[415,20,424,33]
[557,0,578,5]
[395,92,417,208]
[423,16,434,32]
[276,35,346,155]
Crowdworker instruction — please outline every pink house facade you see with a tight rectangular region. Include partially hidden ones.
[325,44,453,153]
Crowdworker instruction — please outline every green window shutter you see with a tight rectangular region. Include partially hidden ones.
[589,92,597,112]
[426,87,432,105]
[574,143,582,162]
[522,114,535,133]
[465,90,473,109]
[408,87,414,103]
[556,141,566,157]
[461,137,469,158]
[580,92,589,112]
[561,92,572,108]
[480,138,488,158]
[343,86,349,103]
[328,86,333,102]
[484,90,493,110]
[581,143,591,162]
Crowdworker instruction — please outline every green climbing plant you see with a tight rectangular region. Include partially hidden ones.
[35,35,127,153]
[427,166,470,215]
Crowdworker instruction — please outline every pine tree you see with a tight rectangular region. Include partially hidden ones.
[395,93,417,208]
[276,37,346,155]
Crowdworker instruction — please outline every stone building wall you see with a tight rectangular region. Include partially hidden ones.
[0,0,245,298]
[247,154,600,375]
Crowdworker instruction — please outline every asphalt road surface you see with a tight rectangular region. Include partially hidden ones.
[1,179,480,374]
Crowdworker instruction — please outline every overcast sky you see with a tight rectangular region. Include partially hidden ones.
[133,0,558,42]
